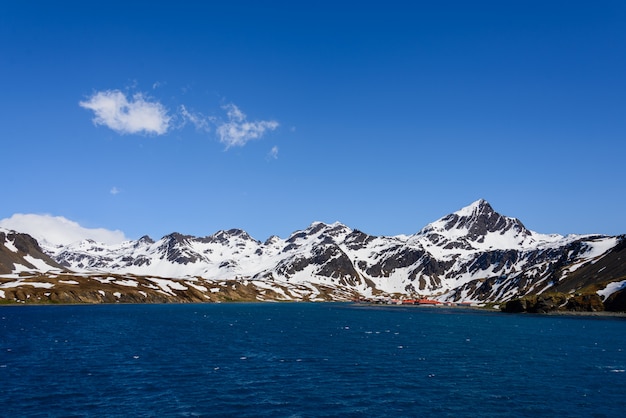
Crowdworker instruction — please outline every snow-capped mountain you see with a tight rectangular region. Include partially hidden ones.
[416,199,561,251]
[1,200,625,310]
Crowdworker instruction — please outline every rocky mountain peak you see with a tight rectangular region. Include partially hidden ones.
[457,200,524,233]
[207,228,259,245]
[163,232,191,244]
[264,235,281,246]
[138,235,155,244]
[417,200,533,249]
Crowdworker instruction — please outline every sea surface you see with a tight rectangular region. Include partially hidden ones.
[1,303,624,417]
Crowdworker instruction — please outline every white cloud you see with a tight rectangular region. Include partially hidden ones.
[79,90,171,135]
[215,103,279,149]
[268,145,279,159]
[0,214,128,246]
[180,105,211,132]
[110,186,120,195]
[80,89,279,150]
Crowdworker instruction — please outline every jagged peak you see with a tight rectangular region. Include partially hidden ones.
[220,228,248,236]
[307,222,351,239]
[440,200,524,232]
[307,221,330,232]
[264,235,282,246]
[306,221,349,232]
[453,199,493,218]
[210,228,258,243]
[162,232,192,242]
[285,221,351,244]
[138,235,155,244]
[416,200,535,250]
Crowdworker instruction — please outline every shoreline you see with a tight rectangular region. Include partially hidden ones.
[1,300,625,317]
[348,301,626,317]
[543,310,626,317]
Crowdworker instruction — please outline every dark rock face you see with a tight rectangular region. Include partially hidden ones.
[56,252,113,269]
[0,231,65,274]
[565,294,604,312]
[318,251,362,286]
[468,250,519,275]
[344,230,375,250]
[366,248,425,278]
[532,294,569,313]
[275,242,362,286]
[393,248,426,271]
[264,235,280,246]
[501,298,527,313]
[551,236,626,294]
[137,235,155,245]
[502,293,603,313]
[604,288,626,312]
[161,236,199,264]
[441,200,532,241]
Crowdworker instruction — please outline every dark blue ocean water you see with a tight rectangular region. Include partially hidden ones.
[1,303,624,417]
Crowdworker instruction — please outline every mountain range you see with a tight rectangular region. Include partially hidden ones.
[1,199,625,311]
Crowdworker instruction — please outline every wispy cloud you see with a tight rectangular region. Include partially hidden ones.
[79,90,171,135]
[110,186,120,195]
[180,105,211,132]
[215,103,279,149]
[268,145,279,159]
[79,89,280,151]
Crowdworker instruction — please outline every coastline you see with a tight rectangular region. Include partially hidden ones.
[543,310,626,318]
[2,299,626,317]
[348,301,626,317]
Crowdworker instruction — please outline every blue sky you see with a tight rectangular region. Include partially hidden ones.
[1,1,625,242]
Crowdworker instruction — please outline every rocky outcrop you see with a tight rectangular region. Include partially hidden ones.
[565,293,605,312]
[501,293,604,313]
[603,288,626,312]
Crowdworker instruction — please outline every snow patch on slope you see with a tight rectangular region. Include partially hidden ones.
[598,280,626,300]
[3,237,19,253]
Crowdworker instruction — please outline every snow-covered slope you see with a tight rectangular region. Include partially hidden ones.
[1,200,624,306]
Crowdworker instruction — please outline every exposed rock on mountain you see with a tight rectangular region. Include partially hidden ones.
[0,230,64,274]
[1,200,624,310]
